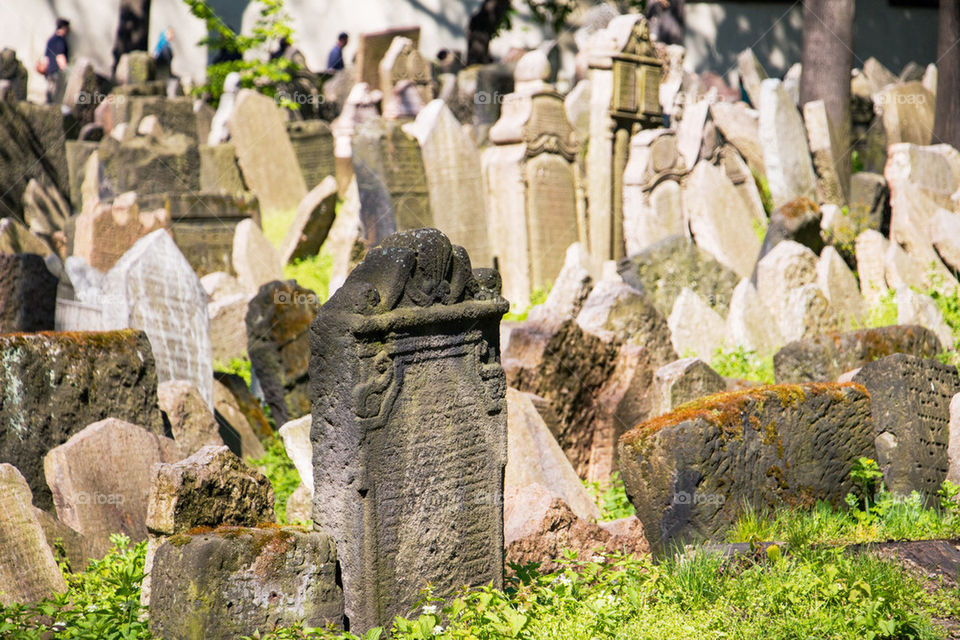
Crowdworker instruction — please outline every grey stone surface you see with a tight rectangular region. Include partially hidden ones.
[758,79,816,208]
[149,527,343,640]
[667,288,727,359]
[774,325,942,384]
[651,358,726,417]
[0,464,66,605]
[157,380,224,455]
[233,219,283,294]
[281,175,338,265]
[311,228,507,631]
[0,253,57,333]
[619,383,874,552]
[853,354,960,498]
[0,330,164,510]
[43,418,183,558]
[617,234,739,317]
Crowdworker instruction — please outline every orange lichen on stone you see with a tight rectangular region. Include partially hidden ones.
[622,382,866,447]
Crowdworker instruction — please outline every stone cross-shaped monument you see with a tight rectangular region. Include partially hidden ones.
[310,228,508,632]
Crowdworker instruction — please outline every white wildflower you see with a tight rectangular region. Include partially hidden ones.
[422,604,437,615]
[433,624,444,635]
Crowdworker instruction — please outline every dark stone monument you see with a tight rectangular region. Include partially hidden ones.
[0,254,57,332]
[853,354,960,498]
[311,228,508,631]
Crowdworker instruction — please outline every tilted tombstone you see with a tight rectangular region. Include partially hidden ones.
[379,36,433,119]
[803,99,850,205]
[622,128,687,256]
[482,50,580,305]
[100,230,213,407]
[287,119,336,191]
[585,15,662,273]
[281,175,339,265]
[853,354,960,498]
[758,79,817,208]
[311,228,508,632]
[404,100,492,267]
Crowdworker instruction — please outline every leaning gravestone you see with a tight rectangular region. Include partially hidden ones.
[311,228,508,632]
[758,79,817,208]
[0,253,57,333]
[773,325,942,383]
[286,120,336,192]
[0,464,66,605]
[0,330,164,510]
[853,354,960,498]
[100,229,213,407]
[280,175,338,265]
[618,383,873,552]
[44,418,183,558]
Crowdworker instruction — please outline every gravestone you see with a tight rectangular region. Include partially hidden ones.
[287,120,336,191]
[0,254,57,333]
[773,325,942,383]
[854,355,960,498]
[281,176,338,265]
[379,36,433,116]
[618,383,873,552]
[74,190,172,272]
[651,358,726,417]
[208,72,240,146]
[736,48,767,107]
[896,288,955,348]
[352,118,432,233]
[100,230,213,407]
[755,240,818,324]
[96,134,200,195]
[405,100,492,267]
[137,192,259,278]
[710,101,763,177]
[0,48,27,102]
[44,418,183,558]
[0,464,66,605]
[311,228,508,632]
[933,208,960,272]
[157,381,224,455]
[0,330,164,510]
[804,99,850,205]
[817,246,866,329]
[725,279,783,357]
[753,197,822,269]
[0,218,54,258]
[684,160,762,278]
[586,15,662,272]
[667,288,726,359]
[233,219,283,293]
[199,143,245,194]
[617,234,739,317]
[228,89,307,216]
[482,52,580,304]
[758,79,817,208]
[875,82,934,146]
[247,280,319,426]
[622,129,687,255]
[855,229,891,309]
[278,416,313,493]
[22,176,69,248]
[355,26,420,87]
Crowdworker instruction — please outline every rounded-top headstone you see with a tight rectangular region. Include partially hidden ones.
[515,50,551,84]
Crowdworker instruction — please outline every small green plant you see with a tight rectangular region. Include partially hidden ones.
[849,457,884,511]
[752,168,774,215]
[183,0,299,107]
[583,472,636,522]
[503,286,550,323]
[851,150,864,174]
[248,436,301,523]
[867,289,898,328]
[751,218,767,243]
[711,346,775,384]
[214,356,252,386]
[284,250,333,301]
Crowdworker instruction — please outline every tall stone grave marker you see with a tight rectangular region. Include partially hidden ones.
[379,36,433,119]
[482,51,580,304]
[854,354,960,498]
[311,229,508,631]
[586,15,662,273]
[101,230,213,407]
[355,27,420,88]
[622,129,687,255]
[405,100,492,267]
[759,79,817,208]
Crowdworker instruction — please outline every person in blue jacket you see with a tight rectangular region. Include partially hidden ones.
[326,32,348,72]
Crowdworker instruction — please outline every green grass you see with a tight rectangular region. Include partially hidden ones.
[285,249,333,301]
[261,209,299,248]
[583,472,636,522]
[504,286,550,323]
[753,168,774,216]
[711,346,775,384]
[247,435,301,524]
[867,289,899,329]
[214,356,253,386]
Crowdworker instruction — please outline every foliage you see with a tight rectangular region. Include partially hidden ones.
[711,346,775,384]
[927,279,960,349]
[848,457,884,511]
[751,218,767,243]
[583,472,636,522]
[248,436,301,524]
[285,250,333,302]
[183,0,299,107]
[867,289,898,329]
[852,150,864,174]
[503,286,550,323]
[214,356,252,386]
[753,168,774,215]
[0,534,151,639]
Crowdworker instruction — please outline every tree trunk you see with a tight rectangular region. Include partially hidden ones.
[935,0,960,149]
[112,0,152,69]
[466,0,511,65]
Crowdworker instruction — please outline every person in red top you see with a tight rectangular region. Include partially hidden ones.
[43,18,70,103]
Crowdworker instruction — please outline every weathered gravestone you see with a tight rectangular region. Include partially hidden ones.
[585,15,662,272]
[96,134,200,195]
[874,82,934,146]
[247,280,319,426]
[405,99,492,267]
[280,175,338,265]
[74,190,172,272]
[0,254,57,333]
[287,120,336,191]
[758,79,817,208]
[853,354,960,498]
[622,128,687,256]
[228,89,307,217]
[311,228,508,631]
[355,26,420,88]
[725,278,784,357]
[736,48,767,108]
[0,464,66,605]
[44,418,183,558]
[773,325,942,384]
[233,218,283,294]
[651,358,726,417]
[379,36,433,117]
[157,381,224,455]
[0,102,71,221]
[618,383,874,552]
[0,330,164,510]
[100,229,213,407]
[482,51,580,305]
[617,234,739,317]
[803,99,850,205]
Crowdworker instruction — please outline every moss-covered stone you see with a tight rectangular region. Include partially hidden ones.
[618,382,873,553]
